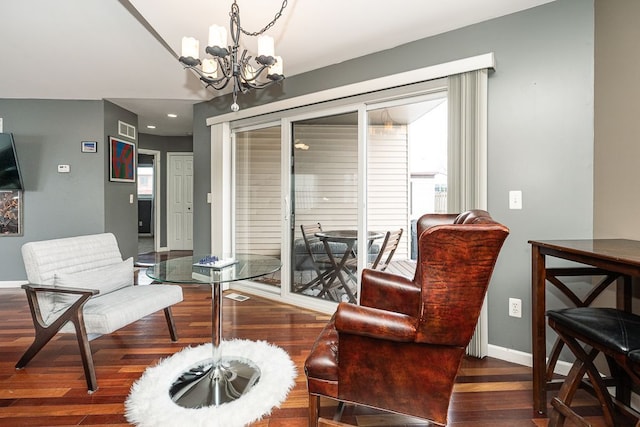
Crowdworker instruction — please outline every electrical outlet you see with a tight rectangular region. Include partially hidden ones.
[509,298,522,318]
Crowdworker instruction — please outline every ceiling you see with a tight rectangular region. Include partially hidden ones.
[1,0,555,136]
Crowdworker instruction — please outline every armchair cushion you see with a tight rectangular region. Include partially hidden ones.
[53,257,134,311]
[80,283,183,336]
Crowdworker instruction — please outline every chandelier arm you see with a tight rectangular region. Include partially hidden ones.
[234,76,247,97]
[242,82,272,91]
[239,49,250,65]
[239,64,270,83]
[204,77,232,91]
[201,74,231,89]
[215,56,233,80]
[183,62,230,86]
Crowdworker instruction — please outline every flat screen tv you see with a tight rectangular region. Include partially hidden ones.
[0,133,24,190]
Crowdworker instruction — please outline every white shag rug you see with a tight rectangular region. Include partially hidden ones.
[125,339,297,427]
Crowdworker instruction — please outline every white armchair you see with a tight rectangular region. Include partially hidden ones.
[16,233,183,392]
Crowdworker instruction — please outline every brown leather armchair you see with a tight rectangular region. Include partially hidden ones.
[304,210,509,426]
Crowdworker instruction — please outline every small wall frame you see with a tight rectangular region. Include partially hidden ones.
[81,141,97,153]
[0,190,23,236]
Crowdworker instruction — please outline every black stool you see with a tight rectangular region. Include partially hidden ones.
[546,307,640,427]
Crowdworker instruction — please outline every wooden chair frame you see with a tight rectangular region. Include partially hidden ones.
[16,283,178,392]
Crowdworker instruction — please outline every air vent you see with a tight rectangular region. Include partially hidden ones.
[118,120,136,141]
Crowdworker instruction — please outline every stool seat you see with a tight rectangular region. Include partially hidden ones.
[547,307,640,427]
[547,307,640,354]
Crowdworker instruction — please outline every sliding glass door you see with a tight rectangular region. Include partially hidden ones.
[223,71,486,310]
[290,112,359,302]
[366,93,448,273]
[234,125,282,290]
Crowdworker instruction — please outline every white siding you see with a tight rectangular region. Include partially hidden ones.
[234,123,411,262]
[235,127,281,255]
[293,124,358,237]
[368,125,410,260]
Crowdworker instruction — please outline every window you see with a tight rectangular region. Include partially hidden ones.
[137,166,153,198]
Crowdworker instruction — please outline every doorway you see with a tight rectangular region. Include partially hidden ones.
[167,152,194,251]
[137,149,160,255]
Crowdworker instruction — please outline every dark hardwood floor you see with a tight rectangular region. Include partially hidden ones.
[0,254,620,426]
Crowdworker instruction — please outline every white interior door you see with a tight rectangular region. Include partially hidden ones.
[168,153,193,250]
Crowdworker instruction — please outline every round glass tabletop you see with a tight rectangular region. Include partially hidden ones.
[146,254,282,284]
[314,230,384,242]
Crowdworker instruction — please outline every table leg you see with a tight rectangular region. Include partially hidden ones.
[616,275,632,313]
[168,282,261,408]
[532,245,547,415]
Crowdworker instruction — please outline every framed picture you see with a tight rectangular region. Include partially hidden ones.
[81,141,97,153]
[109,136,136,182]
[0,190,23,236]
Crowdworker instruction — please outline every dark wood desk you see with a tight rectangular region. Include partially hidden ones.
[530,239,640,415]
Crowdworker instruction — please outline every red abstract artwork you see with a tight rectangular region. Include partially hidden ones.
[109,137,135,182]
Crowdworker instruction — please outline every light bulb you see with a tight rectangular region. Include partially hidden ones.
[231,103,240,112]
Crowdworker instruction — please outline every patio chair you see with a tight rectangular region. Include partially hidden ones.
[343,228,402,276]
[370,228,403,271]
[297,223,339,298]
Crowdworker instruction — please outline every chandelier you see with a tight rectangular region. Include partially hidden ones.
[179,0,288,112]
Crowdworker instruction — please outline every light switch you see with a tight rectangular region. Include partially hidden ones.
[509,190,522,210]
[57,164,70,173]
[129,194,134,204]
[207,193,212,204]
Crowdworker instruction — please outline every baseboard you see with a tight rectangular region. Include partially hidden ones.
[0,280,28,289]
[488,344,572,376]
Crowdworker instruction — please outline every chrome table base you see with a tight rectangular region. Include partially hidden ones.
[169,356,261,408]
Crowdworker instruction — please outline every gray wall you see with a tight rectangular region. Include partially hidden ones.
[0,99,140,279]
[192,105,212,256]
[0,98,195,280]
[193,0,595,354]
[138,133,192,248]
[0,99,106,279]
[103,101,139,260]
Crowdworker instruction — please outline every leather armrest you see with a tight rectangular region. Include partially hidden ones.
[360,269,420,316]
[335,302,416,342]
[21,283,99,296]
